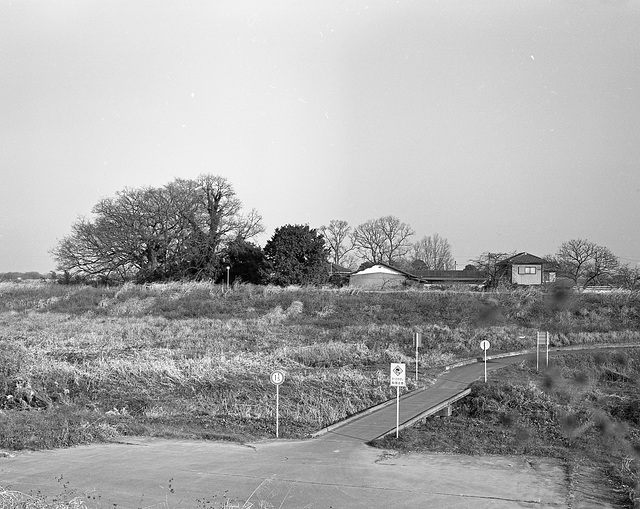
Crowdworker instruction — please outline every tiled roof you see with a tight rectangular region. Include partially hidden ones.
[412,270,486,284]
[327,262,352,274]
[412,270,483,278]
[500,252,545,265]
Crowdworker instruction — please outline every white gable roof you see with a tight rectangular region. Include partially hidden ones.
[353,264,404,276]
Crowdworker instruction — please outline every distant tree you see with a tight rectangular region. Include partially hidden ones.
[411,233,454,270]
[470,252,513,288]
[52,175,264,283]
[0,272,47,281]
[319,219,355,268]
[263,224,329,286]
[613,264,640,290]
[352,216,414,265]
[351,219,387,264]
[555,239,618,288]
[223,238,266,285]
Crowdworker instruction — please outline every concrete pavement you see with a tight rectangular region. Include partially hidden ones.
[1,437,569,508]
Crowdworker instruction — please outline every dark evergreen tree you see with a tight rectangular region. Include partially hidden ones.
[263,224,329,286]
[223,238,267,285]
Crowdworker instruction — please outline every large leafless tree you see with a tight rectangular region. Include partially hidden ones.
[554,238,618,288]
[52,175,264,282]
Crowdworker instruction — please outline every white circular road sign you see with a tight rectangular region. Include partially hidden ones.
[480,340,491,351]
[270,370,285,386]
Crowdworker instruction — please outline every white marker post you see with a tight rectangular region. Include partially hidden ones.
[546,332,549,367]
[413,332,422,382]
[390,363,406,438]
[270,370,285,438]
[536,331,550,371]
[480,340,490,383]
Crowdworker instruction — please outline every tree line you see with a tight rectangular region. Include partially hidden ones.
[51,174,456,285]
[51,175,639,289]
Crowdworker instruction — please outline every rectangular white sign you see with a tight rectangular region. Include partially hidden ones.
[390,363,406,387]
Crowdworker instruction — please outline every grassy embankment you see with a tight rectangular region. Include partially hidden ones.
[0,281,639,453]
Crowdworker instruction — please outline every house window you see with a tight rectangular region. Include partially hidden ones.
[518,266,537,275]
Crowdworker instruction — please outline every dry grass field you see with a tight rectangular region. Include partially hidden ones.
[1,281,639,506]
[1,281,639,450]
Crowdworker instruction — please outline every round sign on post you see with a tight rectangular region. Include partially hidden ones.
[270,370,285,385]
[480,340,490,383]
[270,371,285,438]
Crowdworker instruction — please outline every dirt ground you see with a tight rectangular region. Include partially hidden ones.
[0,436,618,508]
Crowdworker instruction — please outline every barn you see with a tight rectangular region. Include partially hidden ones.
[349,264,414,290]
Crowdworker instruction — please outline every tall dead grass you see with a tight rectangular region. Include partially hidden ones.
[1,283,639,449]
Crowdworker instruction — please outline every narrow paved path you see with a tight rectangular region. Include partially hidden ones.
[317,359,501,443]
[318,345,637,443]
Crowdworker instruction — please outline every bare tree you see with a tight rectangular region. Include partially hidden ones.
[555,239,618,288]
[53,175,264,282]
[377,216,414,264]
[614,264,640,289]
[319,220,355,267]
[470,252,513,288]
[352,216,414,265]
[412,233,454,270]
[352,219,387,264]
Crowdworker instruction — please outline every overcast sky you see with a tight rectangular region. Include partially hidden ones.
[2,0,639,272]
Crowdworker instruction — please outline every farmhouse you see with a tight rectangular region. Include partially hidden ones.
[412,267,485,286]
[497,252,550,286]
[349,264,485,290]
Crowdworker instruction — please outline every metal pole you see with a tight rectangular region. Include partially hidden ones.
[536,334,539,372]
[396,386,400,438]
[546,332,549,367]
[276,384,279,438]
[484,349,487,383]
[415,343,419,382]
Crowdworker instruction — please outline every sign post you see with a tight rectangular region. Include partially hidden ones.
[390,363,406,438]
[536,331,549,371]
[270,370,285,438]
[480,340,490,383]
[546,332,549,367]
[413,332,422,382]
